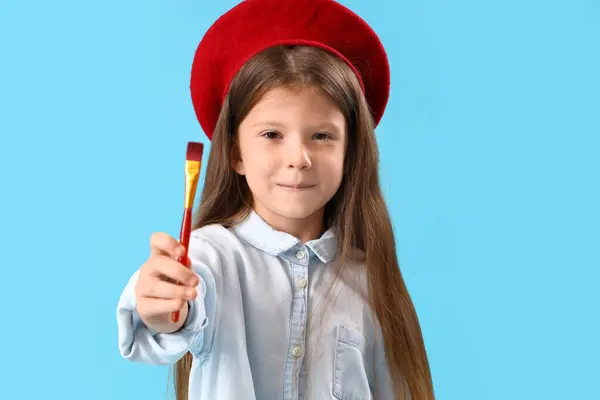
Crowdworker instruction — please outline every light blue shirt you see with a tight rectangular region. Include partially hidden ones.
[117,210,409,399]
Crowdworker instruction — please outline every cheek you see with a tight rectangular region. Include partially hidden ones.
[317,150,345,188]
[242,149,278,181]
[330,148,346,177]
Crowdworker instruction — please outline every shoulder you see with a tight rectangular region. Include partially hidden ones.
[189,223,242,254]
[337,247,368,278]
[188,222,254,262]
[191,223,236,244]
[325,247,370,303]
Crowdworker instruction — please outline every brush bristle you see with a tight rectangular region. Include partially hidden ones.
[186,141,204,162]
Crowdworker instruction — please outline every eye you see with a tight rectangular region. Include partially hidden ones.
[313,132,331,140]
[262,131,281,140]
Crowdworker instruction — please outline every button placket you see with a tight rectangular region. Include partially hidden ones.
[292,345,303,358]
[298,278,308,288]
[282,246,309,399]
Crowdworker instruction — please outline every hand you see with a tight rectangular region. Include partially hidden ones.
[135,232,199,331]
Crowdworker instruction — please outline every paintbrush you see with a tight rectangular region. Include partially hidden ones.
[172,141,204,323]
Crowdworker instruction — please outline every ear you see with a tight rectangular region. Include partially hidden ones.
[230,141,245,176]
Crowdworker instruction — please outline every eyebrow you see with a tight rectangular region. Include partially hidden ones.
[252,121,287,129]
[251,121,342,131]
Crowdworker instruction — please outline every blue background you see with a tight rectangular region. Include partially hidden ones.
[1,0,598,398]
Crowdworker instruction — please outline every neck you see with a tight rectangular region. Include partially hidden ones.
[253,206,325,243]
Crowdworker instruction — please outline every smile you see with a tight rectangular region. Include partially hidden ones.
[277,184,316,190]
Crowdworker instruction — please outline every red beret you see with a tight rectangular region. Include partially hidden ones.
[190,0,390,140]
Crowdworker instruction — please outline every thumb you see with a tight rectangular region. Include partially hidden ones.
[149,232,185,259]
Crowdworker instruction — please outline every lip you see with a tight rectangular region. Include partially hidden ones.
[277,183,316,190]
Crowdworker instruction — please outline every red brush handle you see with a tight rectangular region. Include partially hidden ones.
[172,207,193,323]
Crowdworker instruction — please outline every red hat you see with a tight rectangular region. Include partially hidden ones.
[190,0,390,140]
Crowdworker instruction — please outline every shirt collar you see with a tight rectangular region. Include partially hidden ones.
[232,209,338,263]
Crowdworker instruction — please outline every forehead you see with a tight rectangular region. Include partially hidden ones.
[245,84,344,123]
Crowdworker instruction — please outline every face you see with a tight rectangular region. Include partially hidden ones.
[234,85,347,232]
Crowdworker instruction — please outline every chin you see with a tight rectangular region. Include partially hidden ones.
[271,204,323,220]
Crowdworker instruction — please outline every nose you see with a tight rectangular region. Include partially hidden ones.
[286,140,312,170]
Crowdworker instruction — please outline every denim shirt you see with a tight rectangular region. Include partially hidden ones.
[116,210,409,399]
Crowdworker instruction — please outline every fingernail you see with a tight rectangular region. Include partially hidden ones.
[186,288,196,298]
[189,276,198,286]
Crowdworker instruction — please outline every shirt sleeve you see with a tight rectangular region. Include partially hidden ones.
[116,234,219,365]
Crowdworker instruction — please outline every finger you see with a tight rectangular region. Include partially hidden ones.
[138,278,197,300]
[150,232,185,258]
[148,256,199,286]
[138,297,187,315]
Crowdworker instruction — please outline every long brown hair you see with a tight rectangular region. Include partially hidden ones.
[172,45,434,400]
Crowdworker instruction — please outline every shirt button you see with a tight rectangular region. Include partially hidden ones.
[292,346,303,358]
[295,250,305,259]
[298,278,308,288]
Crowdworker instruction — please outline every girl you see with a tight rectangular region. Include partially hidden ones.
[116,0,435,399]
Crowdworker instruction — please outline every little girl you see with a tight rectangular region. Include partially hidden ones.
[116,0,435,399]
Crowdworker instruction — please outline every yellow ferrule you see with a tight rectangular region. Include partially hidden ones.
[184,160,201,209]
